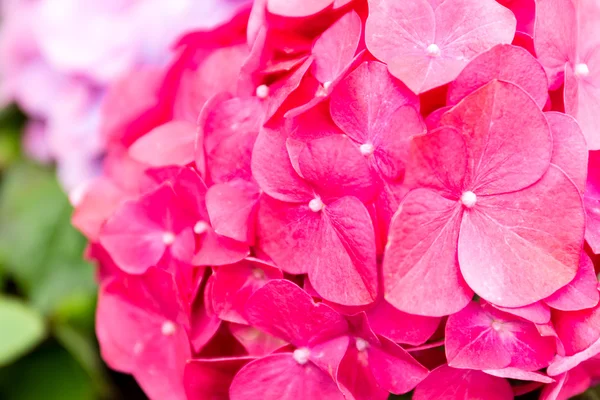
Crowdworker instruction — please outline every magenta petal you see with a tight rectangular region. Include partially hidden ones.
[129,121,197,167]
[586,151,600,253]
[545,252,600,311]
[229,324,287,356]
[206,181,259,243]
[459,166,584,307]
[307,196,378,305]
[193,229,249,266]
[447,44,548,108]
[244,280,348,346]
[230,353,344,400]
[365,0,516,94]
[413,365,514,400]
[492,302,551,325]
[553,304,600,356]
[297,134,378,203]
[547,111,588,193]
[484,368,554,384]
[442,80,553,194]
[184,357,255,400]
[312,10,362,84]
[445,302,555,371]
[251,123,313,202]
[211,258,283,324]
[367,300,440,346]
[383,189,472,317]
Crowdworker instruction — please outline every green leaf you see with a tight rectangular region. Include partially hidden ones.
[0,341,95,400]
[0,296,46,366]
[0,162,97,314]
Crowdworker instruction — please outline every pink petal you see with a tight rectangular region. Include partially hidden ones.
[306,196,378,305]
[383,189,473,317]
[497,0,535,35]
[251,122,313,203]
[297,134,378,203]
[547,336,600,377]
[312,10,362,84]
[492,302,551,325]
[129,121,197,167]
[366,300,441,346]
[365,0,516,94]
[553,303,600,356]
[193,229,249,266]
[229,324,288,356]
[244,279,348,346]
[206,181,259,243]
[484,368,554,384]
[424,106,451,131]
[545,251,600,311]
[229,353,344,400]
[201,95,264,183]
[266,0,333,18]
[458,166,585,307]
[211,258,283,324]
[413,365,514,400]
[184,357,255,400]
[445,302,555,371]
[441,80,552,195]
[447,44,548,108]
[263,56,314,121]
[586,151,600,253]
[547,111,588,193]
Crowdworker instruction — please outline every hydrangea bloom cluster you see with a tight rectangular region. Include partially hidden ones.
[73,0,600,399]
[0,0,247,194]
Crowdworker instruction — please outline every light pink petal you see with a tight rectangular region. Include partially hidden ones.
[367,300,440,346]
[365,0,516,94]
[211,258,283,324]
[545,252,599,311]
[129,121,197,167]
[206,181,259,243]
[251,123,313,202]
[244,279,348,346]
[441,80,552,194]
[229,324,288,356]
[312,10,361,84]
[547,111,588,193]
[193,229,249,266]
[447,44,548,108]
[413,365,514,400]
[184,357,255,400]
[230,353,344,400]
[298,134,379,203]
[492,302,551,325]
[383,189,473,317]
[306,196,378,306]
[202,95,264,183]
[459,166,585,307]
[586,151,600,253]
[484,368,554,384]
[266,0,333,18]
[533,0,576,89]
[445,302,555,371]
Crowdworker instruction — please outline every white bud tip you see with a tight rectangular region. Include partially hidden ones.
[194,221,209,235]
[426,43,441,57]
[161,321,176,336]
[308,198,324,212]
[491,321,503,332]
[460,191,477,208]
[162,232,175,245]
[252,268,265,280]
[293,348,311,365]
[356,338,369,352]
[256,84,269,99]
[360,143,375,156]
[575,63,590,77]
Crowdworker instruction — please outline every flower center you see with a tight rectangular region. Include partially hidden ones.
[308,198,324,212]
[323,81,332,90]
[161,321,177,336]
[162,232,175,245]
[256,84,270,99]
[356,338,369,352]
[194,221,209,234]
[575,63,590,77]
[360,143,375,156]
[426,43,441,57]
[491,320,503,332]
[252,268,265,280]
[460,191,477,208]
[293,348,311,365]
